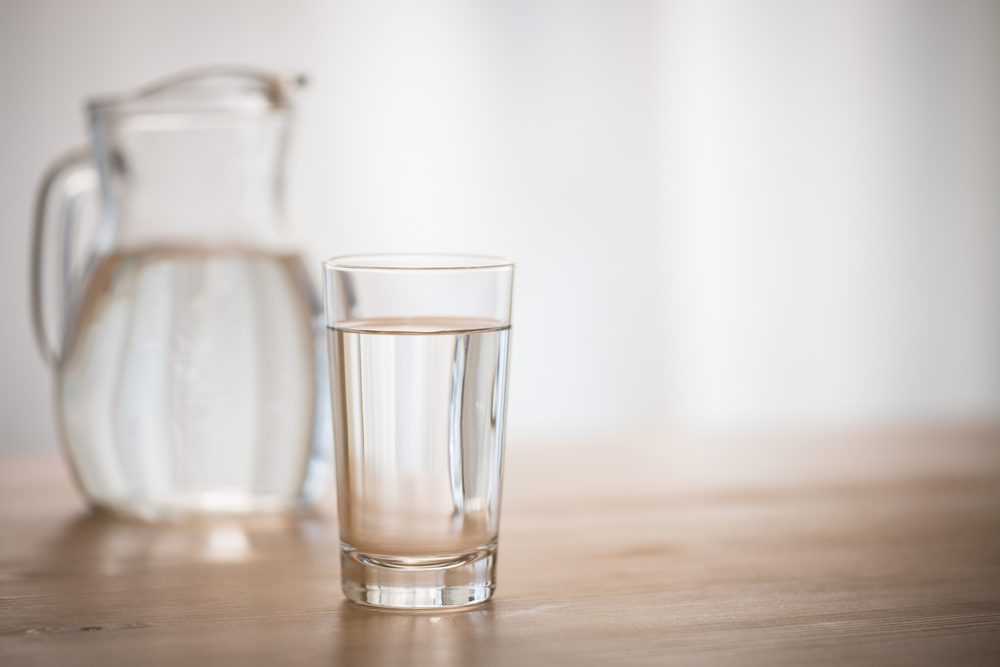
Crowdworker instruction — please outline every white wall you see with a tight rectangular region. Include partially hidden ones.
[654,0,1000,430]
[1,0,997,452]
[0,0,662,451]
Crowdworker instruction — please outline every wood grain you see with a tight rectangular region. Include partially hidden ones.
[1,428,999,666]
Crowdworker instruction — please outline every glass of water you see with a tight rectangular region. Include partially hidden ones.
[323,254,514,609]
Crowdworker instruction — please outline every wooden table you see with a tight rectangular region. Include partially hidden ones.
[2,428,999,665]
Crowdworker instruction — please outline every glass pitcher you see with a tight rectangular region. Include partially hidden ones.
[30,68,330,520]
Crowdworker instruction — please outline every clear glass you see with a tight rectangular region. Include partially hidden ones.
[31,69,331,520]
[324,254,514,609]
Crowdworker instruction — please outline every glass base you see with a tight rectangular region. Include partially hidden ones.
[340,544,497,609]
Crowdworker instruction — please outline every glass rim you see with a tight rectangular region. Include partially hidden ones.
[324,253,514,272]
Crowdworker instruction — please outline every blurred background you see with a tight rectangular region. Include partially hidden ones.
[1,0,998,453]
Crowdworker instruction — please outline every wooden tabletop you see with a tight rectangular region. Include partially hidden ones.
[2,428,999,666]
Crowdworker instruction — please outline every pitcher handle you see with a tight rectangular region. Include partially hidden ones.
[30,149,100,366]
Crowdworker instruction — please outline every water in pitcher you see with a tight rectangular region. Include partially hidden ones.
[328,318,511,562]
[59,246,318,517]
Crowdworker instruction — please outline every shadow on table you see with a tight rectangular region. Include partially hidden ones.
[39,508,339,572]
[32,511,499,665]
[331,600,497,667]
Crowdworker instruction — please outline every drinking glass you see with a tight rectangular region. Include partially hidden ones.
[323,254,514,609]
